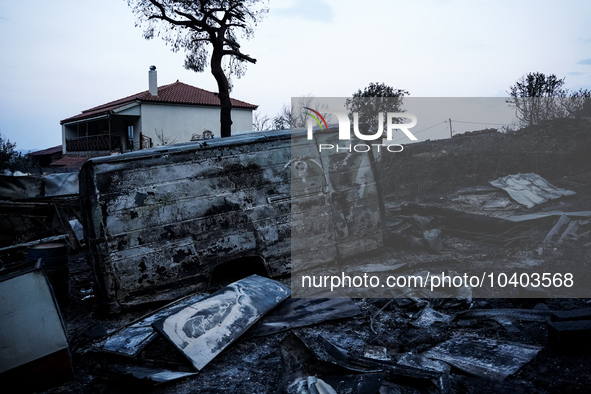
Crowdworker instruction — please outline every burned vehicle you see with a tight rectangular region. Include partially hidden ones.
[80,129,384,312]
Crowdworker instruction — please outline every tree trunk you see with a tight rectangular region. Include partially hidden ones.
[211,48,233,138]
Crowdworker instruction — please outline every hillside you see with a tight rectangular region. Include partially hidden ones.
[380,117,591,199]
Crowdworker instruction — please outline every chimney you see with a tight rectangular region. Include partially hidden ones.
[149,65,158,96]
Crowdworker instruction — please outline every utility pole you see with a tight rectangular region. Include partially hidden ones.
[448,118,453,138]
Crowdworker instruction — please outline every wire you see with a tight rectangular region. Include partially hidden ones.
[388,120,448,143]
[452,120,513,126]
[370,299,395,334]
[386,118,515,144]
[413,120,449,135]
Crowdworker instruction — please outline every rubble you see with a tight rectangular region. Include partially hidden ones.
[422,335,542,381]
[3,186,588,392]
[96,293,208,357]
[411,305,454,328]
[423,229,443,252]
[124,366,197,384]
[293,332,444,383]
[547,303,591,353]
[7,256,591,392]
[3,124,591,392]
[548,320,591,353]
[482,197,512,210]
[0,172,79,200]
[541,214,572,247]
[0,234,69,253]
[397,353,452,393]
[536,214,591,254]
[506,210,591,223]
[251,297,361,337]
[551,307,591,321]
[457,308,553,332]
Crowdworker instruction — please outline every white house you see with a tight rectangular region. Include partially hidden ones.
[60,66,257,156]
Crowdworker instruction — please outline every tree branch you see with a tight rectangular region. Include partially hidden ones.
[222,50,256,63]
[129,0,268,137]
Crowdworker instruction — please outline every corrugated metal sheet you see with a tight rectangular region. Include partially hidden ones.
[490,173,576,208]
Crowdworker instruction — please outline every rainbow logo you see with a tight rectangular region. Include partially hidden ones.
[304,107,328,131]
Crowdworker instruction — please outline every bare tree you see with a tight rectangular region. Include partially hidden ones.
[507,73,568,127]
[128,0,268,137]
[154,127,178,145]
[563,88,591,119]
[506,72,590,127]
[252,110,273,131]
[253,98,328,132]
[272,104,291,129]
[253,96,332,132]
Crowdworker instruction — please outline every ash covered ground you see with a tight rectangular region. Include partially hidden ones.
[50,183,591,393]
[9,118,591,393]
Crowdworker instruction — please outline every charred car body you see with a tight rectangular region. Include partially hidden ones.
[80,129,384,312]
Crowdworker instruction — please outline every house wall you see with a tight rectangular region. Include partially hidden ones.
[61,103,254,155]
[139,103,253,145]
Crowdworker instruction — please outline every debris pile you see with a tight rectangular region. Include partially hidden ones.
[537,214,591,254]
[2,155,591,392]
[34,270,591,393]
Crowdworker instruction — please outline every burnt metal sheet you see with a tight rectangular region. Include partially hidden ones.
[397,353,451,393]
[0,264,71,378]
[458,308,553,323]
[286,374,384,394]
[0,174,43,199]
[97,293,207,357]
[153,275,290,371]
[548,320,591,352]
[250,297,361,337]
[314,334,448,391]
[552,307,591,321]
[423,336,542,381]
[280,332,385,394]
[507,211,591,223]
[490,173,576,208]
[411,305,454,328]
[458,308,553,331]
[44,173,79,196]
[0,173,78,199]
[0,201,57,246]
[124,366,197,383]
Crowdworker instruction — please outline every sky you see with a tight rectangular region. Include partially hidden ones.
[1,0,590,151]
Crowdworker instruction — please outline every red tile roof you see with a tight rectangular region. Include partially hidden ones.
[29,145,63,156]
[50,155,92,169]
[61,81,258,124]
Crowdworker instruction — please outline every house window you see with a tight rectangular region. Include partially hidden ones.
[76,119,109,138]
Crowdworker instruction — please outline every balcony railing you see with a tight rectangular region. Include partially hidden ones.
[66,135,122,152]
[140,133,153,150]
